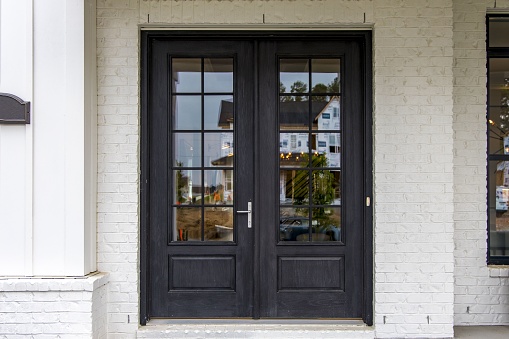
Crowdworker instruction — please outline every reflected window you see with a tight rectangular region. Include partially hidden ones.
[279,58,342,243]
[170,57,235,242]
[488,16,509,263]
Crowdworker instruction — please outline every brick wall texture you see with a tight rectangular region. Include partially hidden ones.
[93,0,508,338]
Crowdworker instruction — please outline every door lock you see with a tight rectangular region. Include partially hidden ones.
[237,201,252,228]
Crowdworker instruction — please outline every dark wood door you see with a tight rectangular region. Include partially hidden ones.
[142,33,371,321]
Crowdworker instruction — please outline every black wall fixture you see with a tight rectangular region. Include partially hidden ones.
[0,93,30,124]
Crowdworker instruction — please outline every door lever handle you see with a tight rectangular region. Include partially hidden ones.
[236,201,252,228]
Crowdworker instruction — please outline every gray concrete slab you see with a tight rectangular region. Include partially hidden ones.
[455,326,509,339]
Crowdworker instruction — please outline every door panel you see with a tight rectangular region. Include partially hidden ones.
[143,33,370,321]
[148,39,254,317]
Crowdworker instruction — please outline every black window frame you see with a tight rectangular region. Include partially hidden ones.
[487,14,509,264]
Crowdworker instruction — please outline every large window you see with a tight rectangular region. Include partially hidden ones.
[487,16,509,263]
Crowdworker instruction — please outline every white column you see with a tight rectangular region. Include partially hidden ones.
[0,0,33,276]
[32,0,97,276]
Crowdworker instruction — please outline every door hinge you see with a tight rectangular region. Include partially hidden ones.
[366,196,371,207]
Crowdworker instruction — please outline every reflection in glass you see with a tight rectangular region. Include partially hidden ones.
[204,207,234,241]
[312,170,341,205]
[280,170,309,205]
[205,133,234,167]
[174,207,202,241]
[489,19,509,47]
[279,207,309,242]
[312,207,341,242]
[312,96,340,130]
[173,95,201,130]
[204,170,233,205]
[204,58,233,93]
[489,161,509,256]
[279,96,309,130]
[174,170,201,205]
[174,133,201,167]
[311,59,340,93]
[205,95,233,130]
[172,58,201,93]
[280,59,309,94]
[279,133,309,168]
[309,133,341,167]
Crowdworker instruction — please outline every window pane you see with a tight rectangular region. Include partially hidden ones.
[173,95,201,130]
[312,170,341,205]
[489,161,509,257]
[279,133,309,168]
[280,96,309,129]
[204,132,233,167]
[489,19,509,47]
[205,95,233,130]
[309,133,341,168]
[312,207,341,242]
[204,169,233,205]
[204,58,233,93]
[280,170,309,205]
[312,96,340,131]
[280,207,309,242]
[204,207,234,241]
[173,170,201,205]
[172,58,201,93]
[280,59,309,94]
[311,59,340,93]
[173,207,202,241]
[174,133,201,167]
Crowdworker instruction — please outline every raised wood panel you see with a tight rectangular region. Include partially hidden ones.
[170,256,235,290]
[278,256,344,291]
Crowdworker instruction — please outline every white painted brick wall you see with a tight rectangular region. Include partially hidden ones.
[93,0,498,337]
[0,274,107,338]
[453,0,509,326]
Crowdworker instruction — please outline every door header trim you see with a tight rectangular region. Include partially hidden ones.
[140,24,373,31]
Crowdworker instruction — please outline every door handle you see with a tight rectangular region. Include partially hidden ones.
[236,201,252,228]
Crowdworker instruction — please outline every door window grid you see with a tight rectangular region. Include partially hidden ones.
[170,57,235,242]
[278,58,342,242]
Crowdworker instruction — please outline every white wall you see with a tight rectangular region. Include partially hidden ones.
[97,1,457,338]
[0,0,33,276]
[453,0,509,325]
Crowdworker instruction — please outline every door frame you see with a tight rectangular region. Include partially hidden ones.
[140,30,373,326]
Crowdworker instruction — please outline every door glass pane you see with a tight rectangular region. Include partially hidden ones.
[204,58,233,93]
[311,59,340,93]
[280,170,309,205]
[280,96,309,129]
[312,170,341,205]
[489,161,509,257]
[280,133,309,168]
[174,170,201,205]
[173,95,201,130]
[312,96,340,130]
[280,207,309,242]
[309,133,341,168]
[174,207,202,241]
[174,133,201,167]
[205,95,233,130]
[204,207,234,241]
[280,59,309,94]
[172,58,201,93]
[204,169,234,205]
[312,207,341,242]
[205,132,234,167]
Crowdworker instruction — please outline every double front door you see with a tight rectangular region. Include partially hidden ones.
[143,33,371,322]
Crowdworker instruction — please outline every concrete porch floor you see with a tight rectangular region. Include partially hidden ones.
[454,326,509,339]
